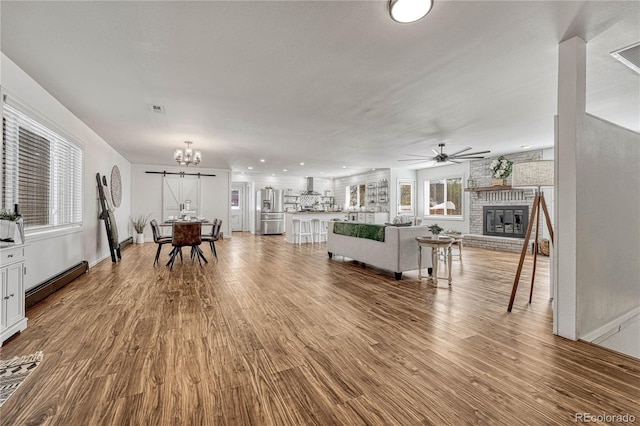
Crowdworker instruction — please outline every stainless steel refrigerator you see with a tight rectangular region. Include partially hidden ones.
[256,189,284,235]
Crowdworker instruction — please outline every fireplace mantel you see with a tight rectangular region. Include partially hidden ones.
[465,185,513,192]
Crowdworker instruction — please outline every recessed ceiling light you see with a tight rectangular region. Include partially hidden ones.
[248,166,253,170]
[520,145,532,149]
[272,173,275,176]
[320,172,324,174]
[300,162,304,166]
[372,168,376,171]
[389,0,433,24]
[260,159,265,162]
[342,166,346,169]
[283,169,288,172]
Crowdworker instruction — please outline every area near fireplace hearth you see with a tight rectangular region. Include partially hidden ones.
[464,149,552,253]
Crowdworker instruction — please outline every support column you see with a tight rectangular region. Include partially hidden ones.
[554,37,585,339]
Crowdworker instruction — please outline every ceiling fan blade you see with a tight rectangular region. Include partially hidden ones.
[448,159,462,164]
[453,156,488,160]
[432,148,440,156]
[457,150,491,156]
[399,158,433,162]
[448,147,472,157]
[404,154,432,158]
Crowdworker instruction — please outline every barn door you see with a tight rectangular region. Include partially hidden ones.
[163,175,201,220]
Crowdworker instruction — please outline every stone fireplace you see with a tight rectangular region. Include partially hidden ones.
[463,149,543,253]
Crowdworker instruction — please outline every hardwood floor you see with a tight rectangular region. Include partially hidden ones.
[2,234,639,425]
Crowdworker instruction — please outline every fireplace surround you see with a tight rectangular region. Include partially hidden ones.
[483,205,529,238]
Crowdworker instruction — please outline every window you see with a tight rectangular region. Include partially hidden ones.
[231,189,240,209]
[425,177,463,218]
[345,184,366,208]
[2,103,83,232]
[397,179,415,214]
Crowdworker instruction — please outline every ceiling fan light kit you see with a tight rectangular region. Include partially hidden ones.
[389,0,433,24]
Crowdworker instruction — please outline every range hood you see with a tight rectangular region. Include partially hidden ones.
[302,177,321,195]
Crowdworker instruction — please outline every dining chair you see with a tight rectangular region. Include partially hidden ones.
[167,222,206,270]
[201,219,222,261]
[150,219,171,266]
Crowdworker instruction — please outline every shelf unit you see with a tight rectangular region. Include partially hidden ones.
[377,178,389,204]
[320,196,334,206]
[283,194,299,205]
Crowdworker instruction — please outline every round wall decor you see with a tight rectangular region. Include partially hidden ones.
[110,165,122,208]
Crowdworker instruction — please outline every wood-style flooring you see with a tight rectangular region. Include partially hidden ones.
[1,233,638,425]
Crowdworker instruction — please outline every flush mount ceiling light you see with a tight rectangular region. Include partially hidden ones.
[174,141,201,166]
[389,0,433,23]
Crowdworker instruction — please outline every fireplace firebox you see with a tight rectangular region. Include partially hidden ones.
[483,205,528,238]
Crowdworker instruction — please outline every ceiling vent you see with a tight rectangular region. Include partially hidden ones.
[610,42,640,74]
[149,104,166,113]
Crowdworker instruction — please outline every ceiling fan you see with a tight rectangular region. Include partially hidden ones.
[399,143,490,165]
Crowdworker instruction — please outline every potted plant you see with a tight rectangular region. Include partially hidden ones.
[0,209,25,244]
[130,213,151,244]
[490,156,513,186]
[427,223,443,239]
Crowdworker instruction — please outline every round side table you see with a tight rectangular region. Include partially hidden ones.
[416,236,454,285]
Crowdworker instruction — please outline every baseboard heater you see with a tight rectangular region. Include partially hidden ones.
[25,261,89,308]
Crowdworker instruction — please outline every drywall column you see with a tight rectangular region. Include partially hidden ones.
[554,36,585,339]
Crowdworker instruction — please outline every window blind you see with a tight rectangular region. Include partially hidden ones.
[2,103,83,231]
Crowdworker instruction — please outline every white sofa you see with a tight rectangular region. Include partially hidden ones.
[327,222,433,280]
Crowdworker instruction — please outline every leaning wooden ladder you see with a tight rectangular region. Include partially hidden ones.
[96,173,121,263]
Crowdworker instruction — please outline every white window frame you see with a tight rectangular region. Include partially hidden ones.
[397,179,415,215]
[424,175,464,220]
[345,184,365,209]
[2,101,84,237]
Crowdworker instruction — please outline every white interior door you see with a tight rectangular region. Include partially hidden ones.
[231,185,243,231]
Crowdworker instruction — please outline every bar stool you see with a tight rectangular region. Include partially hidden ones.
[293,218,313,244]
[312,218,329,243]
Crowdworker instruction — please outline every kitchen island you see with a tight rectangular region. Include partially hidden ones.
[284,212,347,243]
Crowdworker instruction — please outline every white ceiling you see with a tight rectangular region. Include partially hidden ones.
[1,1,638,178]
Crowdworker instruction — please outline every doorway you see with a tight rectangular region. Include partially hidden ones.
[231,185,243,231]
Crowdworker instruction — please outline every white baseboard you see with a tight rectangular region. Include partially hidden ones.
[580,307,640,344]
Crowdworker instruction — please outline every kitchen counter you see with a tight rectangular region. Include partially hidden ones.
[285,212,347,243]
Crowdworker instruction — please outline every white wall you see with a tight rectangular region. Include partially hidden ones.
[556,37,640,359]
[576,114,640,337]
[416,162,470,234]
[1,54,132,291]
[132,164,232,239]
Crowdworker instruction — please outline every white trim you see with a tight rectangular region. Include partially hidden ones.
[580,307,640,344]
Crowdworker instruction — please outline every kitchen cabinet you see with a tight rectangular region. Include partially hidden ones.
[1,244,27,346]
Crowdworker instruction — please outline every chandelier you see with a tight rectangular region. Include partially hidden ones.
[174,141,202,166]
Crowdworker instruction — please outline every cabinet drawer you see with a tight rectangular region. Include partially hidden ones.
[1,246,25,264]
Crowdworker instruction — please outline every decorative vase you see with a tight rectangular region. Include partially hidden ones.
[432,234,439,240]
[136,233,145,244]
